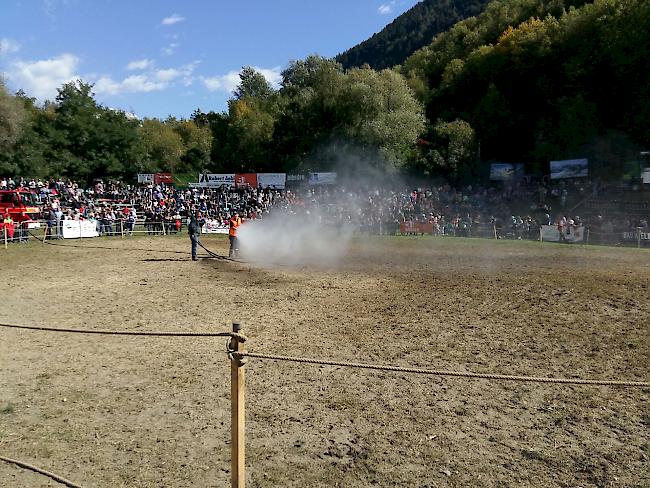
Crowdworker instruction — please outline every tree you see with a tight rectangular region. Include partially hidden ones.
[425,119,477,181]
[233,67,273,100]
[0,79,26,152]
[340,68,426,166]
[138,119,184,173]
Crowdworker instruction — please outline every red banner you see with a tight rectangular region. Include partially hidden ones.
[235,173,257,188]
[154,173,173,184]
[399,222,433,234]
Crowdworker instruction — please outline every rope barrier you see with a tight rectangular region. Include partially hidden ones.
[3,321,646,386]
[230,351,650,388]
[0,455,83,488]
[0,322,247,342]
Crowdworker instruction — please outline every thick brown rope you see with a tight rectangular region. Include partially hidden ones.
[232,352,649,388]
[0,322,247,342]
[0,455,83,488]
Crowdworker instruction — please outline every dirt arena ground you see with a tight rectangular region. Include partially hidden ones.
[0,235,648,487]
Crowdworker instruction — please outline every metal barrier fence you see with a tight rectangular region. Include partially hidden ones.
[4,219,649,250]
[25,219,186,242]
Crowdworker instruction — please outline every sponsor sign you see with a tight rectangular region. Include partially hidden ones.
[202,219,229,234]
[400,222,434,234]
[154,172,173,184]
[198,173,235,187]
[235,173,258,188]
[622,230,650,241]
[61,219,100,239]
[308,172,337,185]
[550,159,588,179]
[642,168,650,184]
[489,163,524,181]
[257,173,287,189]
[540,224,585,243]
[137,173,154,184]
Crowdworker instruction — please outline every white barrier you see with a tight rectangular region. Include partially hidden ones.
[202,220,229,234]
[61,220,100,239]
[540,225,585,243]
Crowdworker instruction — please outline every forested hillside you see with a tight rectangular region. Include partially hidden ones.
[401,0,650,180]
[336,0,490,70]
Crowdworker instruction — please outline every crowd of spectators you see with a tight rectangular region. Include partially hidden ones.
[1,175,648,242]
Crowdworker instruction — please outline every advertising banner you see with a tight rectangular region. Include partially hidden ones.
[489,163,524,181]
[257,173,287,189]
[308,172,337,185]
[154,173,173,184]
[622,229,650,241]
[400,222,434,234]
[540,225,585,242]
[642,168,650,184]
[202,220,229,234]
[550,159,588,179]
[198,173,235,187]
[62,219,100,239]
[235,173,258,188]
[137,174,154,184]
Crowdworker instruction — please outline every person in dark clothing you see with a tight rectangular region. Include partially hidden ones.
[188,213,201,261]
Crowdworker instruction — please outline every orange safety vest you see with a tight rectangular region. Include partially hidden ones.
[229,217,241,237]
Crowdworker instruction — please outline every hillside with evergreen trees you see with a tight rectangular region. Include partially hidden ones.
[336,0,491,70]
[400,0,650,181]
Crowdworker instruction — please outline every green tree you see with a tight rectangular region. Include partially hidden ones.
[425,119,477,181]
[138,119,184,173]
[172,119,213,173]
[233,67,273,100]
[0,79,26,152]
[340,68,426,165]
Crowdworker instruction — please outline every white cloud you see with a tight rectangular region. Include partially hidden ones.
[95,74,166,95]
[0,38,21,56]
[202,71,239,93]
[202,66,282,93]
[126,59,154,71]
[378,4,393,15]
[161,42,180,56]
[161,14,185,26]
[94,63,197,96]
[7,53,80,100]
[256,67,282,87]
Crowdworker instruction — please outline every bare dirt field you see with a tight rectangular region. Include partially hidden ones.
[1,235,649,487]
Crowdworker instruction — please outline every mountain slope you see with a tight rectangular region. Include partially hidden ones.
[336,0,491,70]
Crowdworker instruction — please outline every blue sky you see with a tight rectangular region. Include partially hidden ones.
[0,0,420,119]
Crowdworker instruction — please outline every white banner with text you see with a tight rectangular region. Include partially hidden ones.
[62,219,100,239]
[541,225,585,243]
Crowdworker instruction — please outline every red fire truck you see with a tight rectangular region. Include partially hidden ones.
[0,189,42,229]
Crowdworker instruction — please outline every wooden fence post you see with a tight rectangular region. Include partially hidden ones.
[3,226,7,249]
[231,321,246,488]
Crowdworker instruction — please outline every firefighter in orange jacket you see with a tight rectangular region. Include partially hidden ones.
[229,211,242,258]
